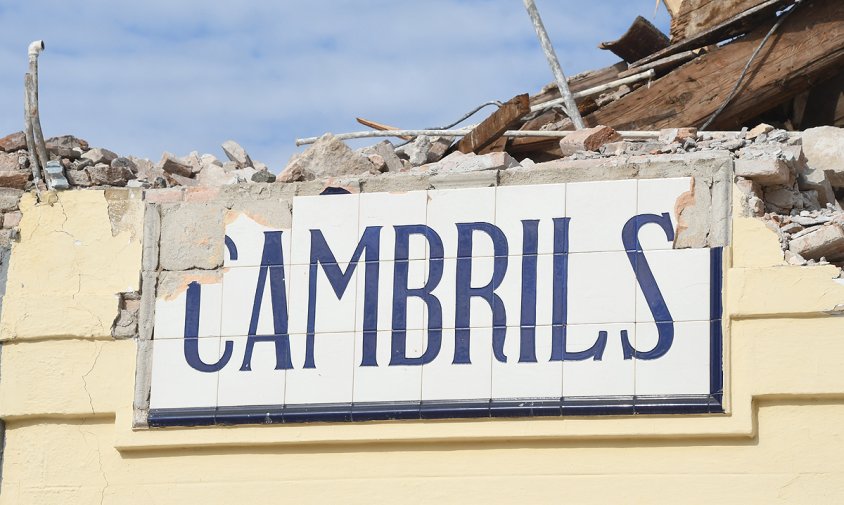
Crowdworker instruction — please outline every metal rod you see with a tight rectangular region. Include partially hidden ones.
[522,0,585,129]
[296,129,662,146]
[27,40,50,180]
[23,74,41,182]
[531,69,656,112]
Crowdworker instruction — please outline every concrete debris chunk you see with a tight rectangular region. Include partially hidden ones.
[0,152,22,172]
[0,189,22,212]
[111,157,138,175]
[396,136,453,166]
[0,131,27,152]
[801,126,844,188]
[559,125,622,156]
[788,223,844,262]
[369,140,403,172]
[250,169,276,183]
[2,210,21,229]
[221,140,253,169]
[279,133,375,182]
[43,160,70,190]
[659,127,697,143]
[746,123,774,140]
[88,163,128,187]
[798,166,837,208]
[197,164,238,186]
[159,152,194,178]
[81,147,118,166]
[734,158,790,186]
[364,152,387,172]
[419,151,519,175]
[65,169,92,187]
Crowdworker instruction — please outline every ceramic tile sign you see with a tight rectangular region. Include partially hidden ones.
[148,178,724,426]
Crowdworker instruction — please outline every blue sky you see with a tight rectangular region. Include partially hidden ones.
[0,1,671,171]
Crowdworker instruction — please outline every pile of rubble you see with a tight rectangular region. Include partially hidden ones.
[0,130,275,191]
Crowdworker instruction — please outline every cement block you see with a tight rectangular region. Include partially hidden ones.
[734,158,790,186]
[159,202,225,270]
[788,224,844,262]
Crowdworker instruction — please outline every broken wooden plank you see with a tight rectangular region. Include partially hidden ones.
[529,62,626,107]
[355,117,413,140]
[671,0,767,41]
[630,0,791,68]
[457,94,530,154]
[598,16,670,63]
[583,0,844,131]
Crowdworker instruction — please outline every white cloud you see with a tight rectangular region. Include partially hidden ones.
[0,0,671,170]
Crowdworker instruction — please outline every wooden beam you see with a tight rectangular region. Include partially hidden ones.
[456,94,530,154]
[671,0,768,41]
[583,0,844,131]
[631,0,791,68]
[598,16,670,63]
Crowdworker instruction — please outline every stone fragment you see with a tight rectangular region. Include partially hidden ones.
[420,151,519,174]
[0,171,29,190]
[251,169,276,183]
[159,152,194,178]
[0,152,21,172]
[221,140,253,169]
[48,146,81,160]
[87,163,128,186]
[81,147,118,165]
[0,189,23,212]
[788,224,844,262]
[659,127,697,143]
[281,134,374,181]
[734,158,790,186]
[802,126,844,186]
[364,152,387,172]
[369,140,403,172]
[43,160,70,190]
[791,215,831,227]
[746,123,774,140]
[112,308,138,339]
[798,166,837,208]
[764,187,797,212]
[196,164,238,186]
[0,131,26,152]
[780,222,804,234]
[395,136,453,166]
[559,126,622,156]
[785,250,808,266]
[46,135,89,151]
[66,169,92,187]
[111,157,138,175]
[3,211,21,229]
[201,154,223,168]
[182,151,204,174]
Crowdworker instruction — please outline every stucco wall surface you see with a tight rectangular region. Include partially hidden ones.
[0,168,843,504]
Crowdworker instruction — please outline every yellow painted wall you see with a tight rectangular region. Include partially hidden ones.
[2,189,844,504]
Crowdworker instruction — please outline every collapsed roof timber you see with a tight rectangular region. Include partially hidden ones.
[0,0,843,268]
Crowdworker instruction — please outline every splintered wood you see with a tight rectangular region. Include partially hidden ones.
[456,94,530,154]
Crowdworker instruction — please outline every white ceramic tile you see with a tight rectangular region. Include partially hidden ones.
[562,323,635,398]
[637,177,692,251]
[492,326,563,399]
[635,321,710,396]
[150,337,221,409]
[567,252,637,325]
[353,330,424,402]
[430,257,508,330]
[286,332,355,404]
[426,187,497,259]
[359,190,429,261]
[224,211,291,268]
[290,193,360,265]
[217,335,286,407]
[422,328,493,401]
[287,262,358,335]
[566,179,637,253]
[635,248,711,323]
[154,272,223,340]
[494,253,557,328]
[221,266,291,337]
[356,259,427,333]
[494,184,566,256]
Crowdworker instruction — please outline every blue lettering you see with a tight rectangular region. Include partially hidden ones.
[184,281,233,373]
